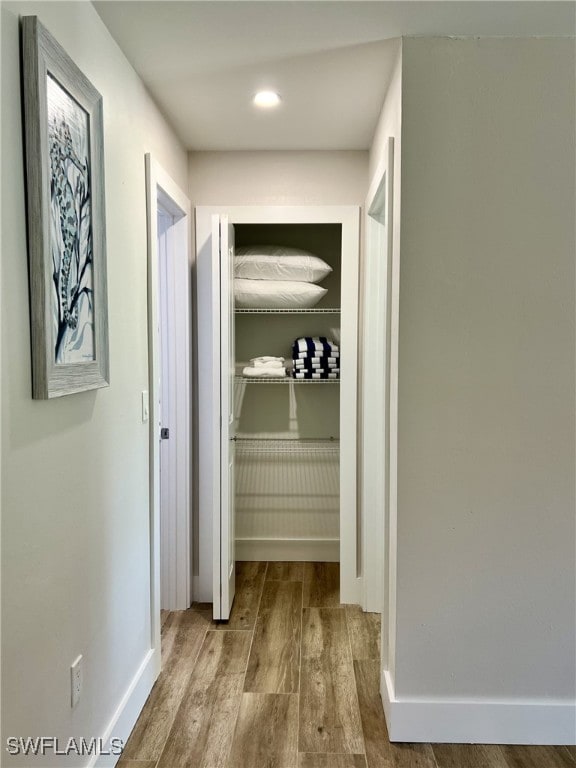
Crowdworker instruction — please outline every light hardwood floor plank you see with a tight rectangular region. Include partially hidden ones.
[156,630,252,768]
[227,692,299,768]
[303,562,340,607]
[299,753,367,767]
[266,561,305,582]
[214,561,267,631]
[345,606,381,661]
[432,743,509,767]
[299,608,363,754]
[353,660,436,768]
[500,746,575,768]
[299,658,366,755]
[158,612,179,663]
[121,611,210,761]
[159,608,211,665]
[302,607,351,664]
[117,761,157,768]
[244,580,302,693]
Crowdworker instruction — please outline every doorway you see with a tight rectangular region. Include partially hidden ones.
[145,156,192,665]
[195,205,360,618]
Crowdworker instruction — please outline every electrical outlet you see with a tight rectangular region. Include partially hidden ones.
[71,655,83,708]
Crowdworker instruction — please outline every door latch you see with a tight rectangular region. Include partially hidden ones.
[160,427,170,440]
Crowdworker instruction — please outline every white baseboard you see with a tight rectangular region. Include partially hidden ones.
[381,669,576,745]
[236,538,339,562]
[90,648,160,768]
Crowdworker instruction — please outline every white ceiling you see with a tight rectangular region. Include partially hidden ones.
[93,1,575,151]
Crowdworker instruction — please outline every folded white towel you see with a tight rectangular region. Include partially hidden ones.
[251,356,285,365]
[252,359,286,368]
[242,366,286,378]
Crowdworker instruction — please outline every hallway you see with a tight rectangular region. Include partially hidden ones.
[118,562,575,768]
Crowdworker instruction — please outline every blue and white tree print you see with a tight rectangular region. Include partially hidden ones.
[47,75,95,364]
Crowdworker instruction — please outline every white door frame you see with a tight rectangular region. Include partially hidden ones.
[145,155,191,664]
[211,215,236,620]
[362,138,398,673]
[195,205,361,606]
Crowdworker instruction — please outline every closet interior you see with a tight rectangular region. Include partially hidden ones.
[233,223,342,563]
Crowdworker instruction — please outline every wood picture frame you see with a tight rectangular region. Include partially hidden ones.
[21,16,109,398]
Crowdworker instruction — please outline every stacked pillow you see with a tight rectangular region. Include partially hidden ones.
[234,245,332,309]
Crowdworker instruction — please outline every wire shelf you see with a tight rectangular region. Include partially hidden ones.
[235,437,340,455]
[235,308,341,314]
[235,376,339,385]
[235,437,340,454]
[235,439,340,538]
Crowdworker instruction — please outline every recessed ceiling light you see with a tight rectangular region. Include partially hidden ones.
[253,90,281,108]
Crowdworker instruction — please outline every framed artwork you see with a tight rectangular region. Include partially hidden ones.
[22,16,109,398]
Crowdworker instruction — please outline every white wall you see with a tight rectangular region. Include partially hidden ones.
[386,36,575,742]
[189,151,367,206]
[1,2,187,764]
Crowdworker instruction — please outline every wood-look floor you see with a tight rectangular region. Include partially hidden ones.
[120,562,575,768]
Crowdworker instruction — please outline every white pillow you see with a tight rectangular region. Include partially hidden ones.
[234,246,332,284]
[234,279,327,309]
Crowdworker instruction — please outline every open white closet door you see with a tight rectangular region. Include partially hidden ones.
[212,214,236,620]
